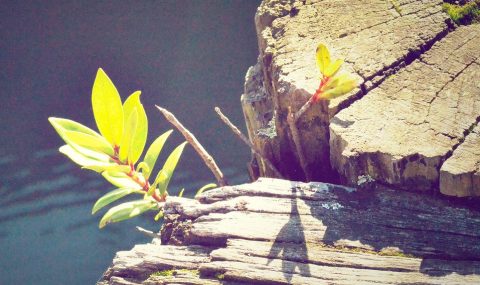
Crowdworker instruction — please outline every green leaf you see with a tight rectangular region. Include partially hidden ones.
[324,59,344,77]
[195,183,217,198]
[136,162,150,177]
[156,142,187,196]
[49,117,103,141]
[178,188,185,197]
[154,210,164,221]
[99,200,158,228]
[142,130,173,179]
[119,108,138,163]
[102,171,143,190]
[92,68,124,146]
[50,118,112,161]
[148,169,167,196]
[64,130,114,156]
[122,91,148,164]
[316,44,331,75]
[92,188,143,214]
[59,145,115,172]
[83,164,130,173]
[321,76,357,100]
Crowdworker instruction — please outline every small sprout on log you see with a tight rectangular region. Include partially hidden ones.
[288,44,357,180]
[195,183,217,198]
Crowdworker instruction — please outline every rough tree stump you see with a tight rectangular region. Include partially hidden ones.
[242,0,480,197]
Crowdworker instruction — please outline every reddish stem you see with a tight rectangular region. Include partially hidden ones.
[110,145,164,202]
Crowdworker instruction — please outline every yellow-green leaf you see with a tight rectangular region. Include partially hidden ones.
[156,142,187,196]
[83,164,130,173]
[102,171,143,190]
[92,68,124,146]
[49,117,112,160]
[142,130,173,179]
[178,188,185,197]
[147,142,187,196]
[99,200,157,228]
[321,77,357,100]
[316,44,331,75]
[49,117,103,140]
[136,161,150,177]
[148,169,168,196]
[49,117,105,156]
[64,130,114,156]
[195,183,217,198]
[92,188,143,214]
[59,145,114,172]
[154,210,164,221]
[324,59,344,77]
[119,108,138,163]
[122,91,148,164]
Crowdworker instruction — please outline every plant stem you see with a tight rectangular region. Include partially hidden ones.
[214,107,283,179]
[156,105,228,186]
[287,107,311,181]
[287,75,331,181]
[111,146,164,202]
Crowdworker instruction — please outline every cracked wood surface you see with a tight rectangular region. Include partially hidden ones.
[330,24,480,192]
[98,178,480,284]
[440,124,480,196]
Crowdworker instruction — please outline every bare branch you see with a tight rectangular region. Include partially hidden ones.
[156,105,228,186]
[214,107,283,179]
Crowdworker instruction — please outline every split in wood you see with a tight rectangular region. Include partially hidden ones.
[214,107,283,179]
[156,105,228,186]
[287,106,312,181]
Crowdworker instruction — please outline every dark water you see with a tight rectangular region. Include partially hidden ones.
[0,1,260,284]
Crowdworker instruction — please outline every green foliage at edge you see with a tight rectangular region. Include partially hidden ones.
[443,1,480,25]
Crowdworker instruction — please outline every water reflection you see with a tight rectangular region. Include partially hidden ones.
[0,1,259,284]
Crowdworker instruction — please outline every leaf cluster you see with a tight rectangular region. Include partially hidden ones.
[313,44,357,102]
[49,68,188,228]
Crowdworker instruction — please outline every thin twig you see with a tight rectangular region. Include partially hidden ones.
[287,106,311,181]
[214,107,283,178]
[135,226,160,239]
[156,105,228,186]
[294,98,314,121]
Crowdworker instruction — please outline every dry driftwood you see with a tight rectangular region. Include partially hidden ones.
[99,178,480,284]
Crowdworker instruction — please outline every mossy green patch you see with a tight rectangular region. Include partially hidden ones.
[443,0,480,25]
[150,269,199,278]
[215,273,225,280]
[151,269,175,277]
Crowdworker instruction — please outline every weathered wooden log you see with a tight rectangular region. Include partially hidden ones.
[99,178,480,284]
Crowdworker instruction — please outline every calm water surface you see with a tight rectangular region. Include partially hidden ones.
[0,1,260,284]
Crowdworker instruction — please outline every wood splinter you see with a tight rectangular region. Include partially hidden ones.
[215,107,283,179]
[156,105,228,187]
